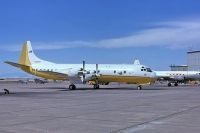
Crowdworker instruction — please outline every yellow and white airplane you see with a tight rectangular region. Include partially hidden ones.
[5,41,156,90]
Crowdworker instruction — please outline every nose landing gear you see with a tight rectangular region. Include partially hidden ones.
[69,84,76,90]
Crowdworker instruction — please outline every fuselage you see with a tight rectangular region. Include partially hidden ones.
[27,62,156,84]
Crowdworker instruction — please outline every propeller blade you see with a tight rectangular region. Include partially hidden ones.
[96,64,98,74]
[95,64,99,85]
[83,74,86,84]
[82,60,86,84]
[83,60,85,71]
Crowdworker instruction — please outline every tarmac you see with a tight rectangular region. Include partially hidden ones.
[0,82,200,133]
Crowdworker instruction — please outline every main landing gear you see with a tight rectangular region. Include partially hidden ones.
[174,82,178,86]
[168,83,172,87]
[137,85,142,90]
[69,84,76,90]
[93,84,100,89]
[68,84,100,90]
[168,82,178,87]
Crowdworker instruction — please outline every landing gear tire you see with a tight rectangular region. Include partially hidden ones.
[137,85,142,90]
[174,82,178,86]
[69,84,76,90]
[93,84,99,89]
[168,83,172,87]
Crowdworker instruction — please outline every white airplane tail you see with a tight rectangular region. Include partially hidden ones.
[134,59,141,65]
[20,41,43,65]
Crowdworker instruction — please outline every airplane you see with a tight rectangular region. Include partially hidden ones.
[133,59,200,87]
[34,78,48,84]
[18,79,28,84]
[5,41,157,90]
[155,71,200,86]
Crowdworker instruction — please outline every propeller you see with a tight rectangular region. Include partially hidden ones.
[79,61,100,84]
[95,64,99,85]
[96,64,98,75]
[83,60,85,71]
[82,60,86,84]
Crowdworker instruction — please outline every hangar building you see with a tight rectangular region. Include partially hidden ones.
[187,51,200,71]
[170,65,188,71]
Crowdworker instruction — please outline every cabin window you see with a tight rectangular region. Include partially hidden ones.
[141,69,144,71]
[124,71,126,73]
[144,69,146,71]
[114,70,116,73]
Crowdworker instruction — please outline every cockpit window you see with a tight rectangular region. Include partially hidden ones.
[147,68,152,72]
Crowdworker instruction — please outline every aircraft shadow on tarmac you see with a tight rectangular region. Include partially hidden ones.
[59,87,169,91]
[27,86,171,91]
[0,86,182,97]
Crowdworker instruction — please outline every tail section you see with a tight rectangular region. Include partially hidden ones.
[5,40,43,69]
[19,41,31,66]
[134,59,141,65]
[5,41,63,80]
[19,41,42,66]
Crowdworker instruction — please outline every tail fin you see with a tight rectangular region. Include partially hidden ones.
[5,41,44,71]
[19,41,42,65]
[134,59,141,65]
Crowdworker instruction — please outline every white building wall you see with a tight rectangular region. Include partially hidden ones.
[187,51,200,71]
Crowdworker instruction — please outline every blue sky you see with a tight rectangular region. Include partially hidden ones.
[0,0,200,77]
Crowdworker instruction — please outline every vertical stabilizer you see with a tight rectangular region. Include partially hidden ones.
[134,59,141,65]
[19,41,41,65]
[19,41,31,66]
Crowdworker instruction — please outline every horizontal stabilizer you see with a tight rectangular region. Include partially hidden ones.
[4,61,28,68]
